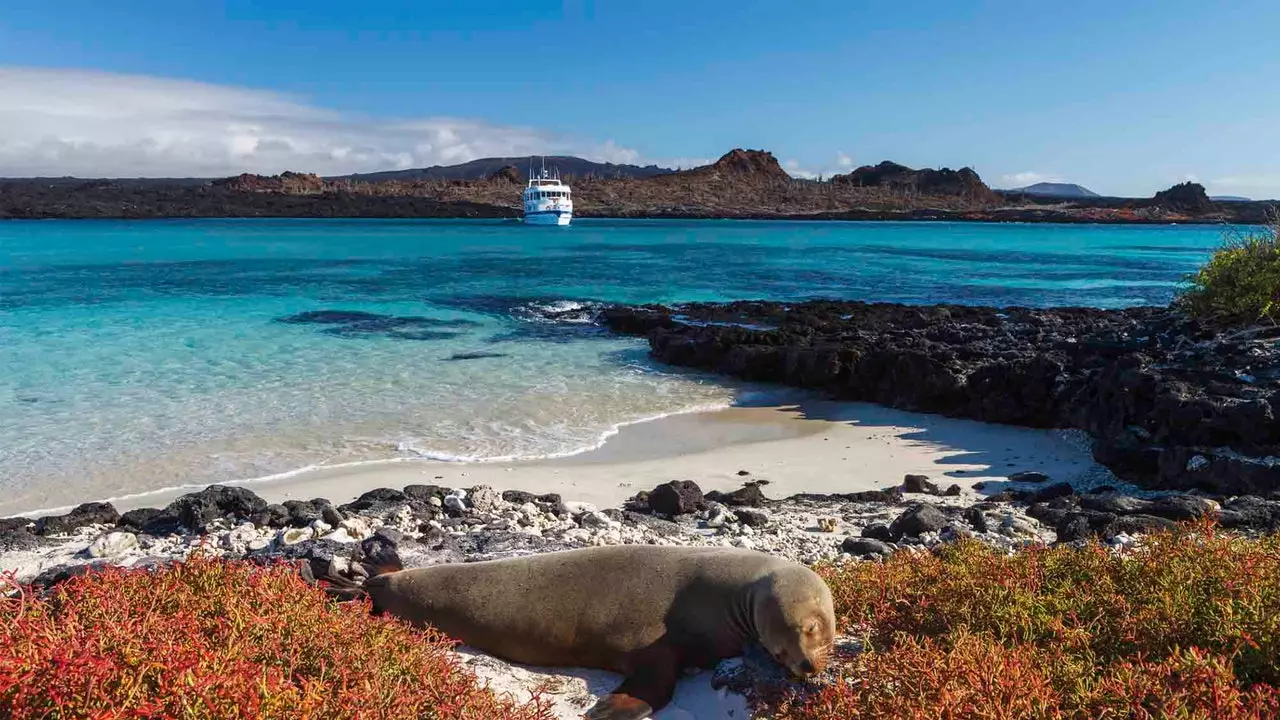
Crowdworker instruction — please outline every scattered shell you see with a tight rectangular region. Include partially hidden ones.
[280,527,314,546]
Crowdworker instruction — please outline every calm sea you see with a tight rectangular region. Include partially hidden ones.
[0,219,1228,514]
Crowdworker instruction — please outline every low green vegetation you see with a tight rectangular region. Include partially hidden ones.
[1179,215,1280,323]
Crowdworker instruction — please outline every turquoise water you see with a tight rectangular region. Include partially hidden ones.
[0,219,1228,514]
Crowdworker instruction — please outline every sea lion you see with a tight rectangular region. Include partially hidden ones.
[363,545,836,720]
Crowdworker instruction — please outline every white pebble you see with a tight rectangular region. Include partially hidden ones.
[88,531,138,558]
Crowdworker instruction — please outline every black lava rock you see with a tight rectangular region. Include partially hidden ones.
[841,537,894,558]
[889,504,948,540]
[1026,482,1075,504]
[1008,471,1051,484]
[861,523,894,541]
[903,474,941,495]
[847,488,905,504]
[1109,514,1178,535]
[32,561,112,588]
[341,488,408,513]
[962,506,989,533]
[36,502,121,536]
[621,511,688,537]
[1146,495,1216,521]
[251,503,292,529]
[165,486,267,530]
[647,480,705,516]
[117,507,164,531]
[407,485,451,502]
[735,508,771,527]
[1078,494,1152,515]
[1056,515,1093,543]
[1217,496,1280,530]
[705,483,769,507]
[0,517,41,552]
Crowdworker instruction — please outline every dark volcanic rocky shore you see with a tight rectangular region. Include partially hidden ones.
[601,301,1280,497]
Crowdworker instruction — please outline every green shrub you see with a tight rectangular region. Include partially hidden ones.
[1179,215,1280,323]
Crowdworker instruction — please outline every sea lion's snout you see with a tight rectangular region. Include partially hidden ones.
[754,568,838,682]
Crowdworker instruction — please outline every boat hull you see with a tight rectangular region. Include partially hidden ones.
[523,210,572,226]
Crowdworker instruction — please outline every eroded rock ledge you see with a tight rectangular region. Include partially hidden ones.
[600,301,1280,495]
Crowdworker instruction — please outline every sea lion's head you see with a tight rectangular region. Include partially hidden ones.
[752,565,836,679]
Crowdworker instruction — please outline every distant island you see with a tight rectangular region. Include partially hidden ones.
[1,149,1275,224]
[1007,182,1100,199]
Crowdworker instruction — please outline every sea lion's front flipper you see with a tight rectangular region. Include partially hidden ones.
[584,643,679,720]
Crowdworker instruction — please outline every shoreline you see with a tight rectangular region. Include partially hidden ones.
[5,397,745,520]
[9,396,1115,521]
[246,398,1112,511]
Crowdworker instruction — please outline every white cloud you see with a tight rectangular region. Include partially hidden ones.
[0,67,644,177]
[835,152,853,169]
[659,157,714,171]
[783,159,819,179]
[1000,171,1062,188]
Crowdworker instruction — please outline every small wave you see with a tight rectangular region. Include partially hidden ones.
[512,299,605,325]
[15,460,365,518]
[16,400,736,518]
[393,400,735,463]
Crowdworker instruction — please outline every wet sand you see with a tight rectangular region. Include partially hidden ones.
[114,398,1106,512]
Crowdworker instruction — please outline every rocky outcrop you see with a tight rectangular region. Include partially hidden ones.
[485,165,523,184]
[601,301,1280,495]
[1152,181,1213,213]
[832,160,995,200]
[685,149,791,183]
[36,502,120,536]
[215,171,326,194]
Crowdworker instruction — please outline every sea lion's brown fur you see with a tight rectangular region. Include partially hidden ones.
[365,545,835,720]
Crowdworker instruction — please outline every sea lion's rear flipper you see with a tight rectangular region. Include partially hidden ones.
[584,643,679,720]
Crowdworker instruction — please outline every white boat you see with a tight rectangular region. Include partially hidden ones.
[522,160,572,226]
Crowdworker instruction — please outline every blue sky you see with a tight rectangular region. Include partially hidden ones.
[1,0,1277,197]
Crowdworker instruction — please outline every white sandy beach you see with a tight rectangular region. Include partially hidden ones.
[105,398,1104,514]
